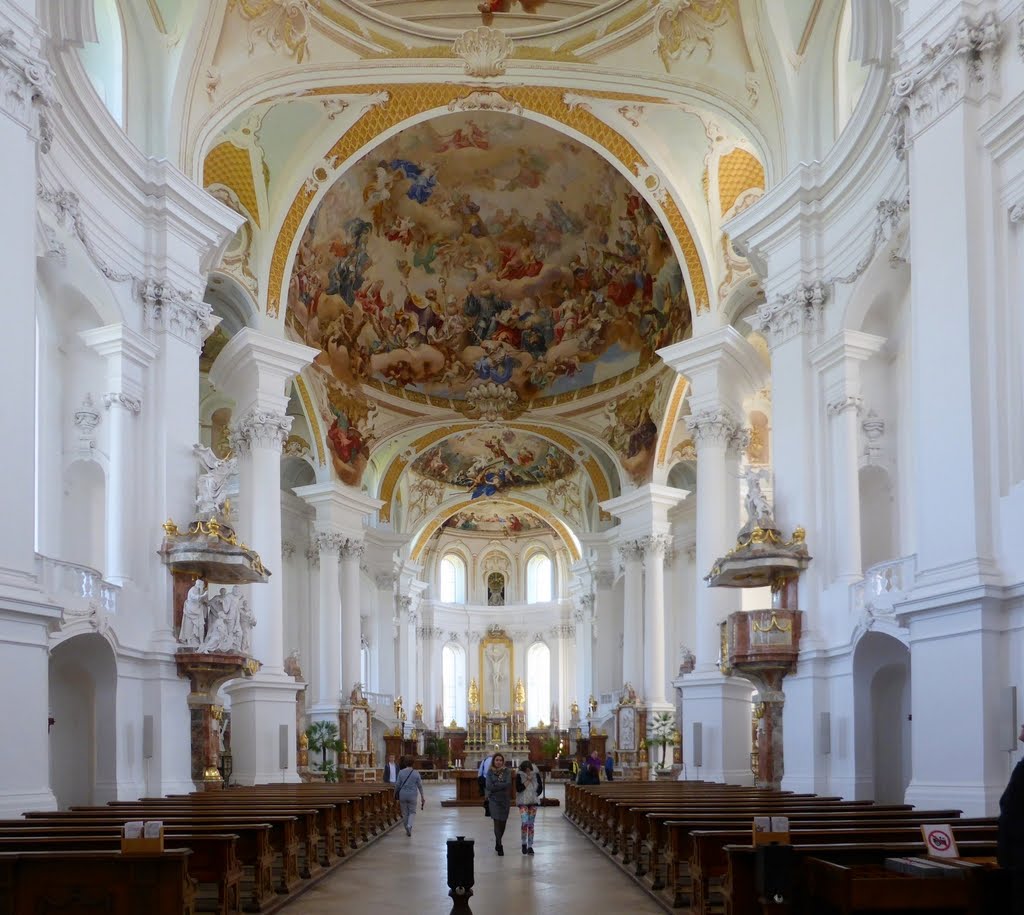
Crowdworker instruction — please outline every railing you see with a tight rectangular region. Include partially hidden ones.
[363,691,394,709]
[36,554,120,615]
[850,555,915,619]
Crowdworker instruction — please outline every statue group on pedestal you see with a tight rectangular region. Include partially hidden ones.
[178,579,256,656]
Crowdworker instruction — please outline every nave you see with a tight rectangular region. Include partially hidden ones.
[284,783,663,915]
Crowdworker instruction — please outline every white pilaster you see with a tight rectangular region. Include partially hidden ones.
[573,594,595,715]
[339,537,365,699]
[641,534,672,708]
[617,540,644,692]
[80,324,158,587]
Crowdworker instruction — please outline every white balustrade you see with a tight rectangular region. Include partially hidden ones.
[36,554,120,615]
[850,555,915,619]
[363,691,394,709]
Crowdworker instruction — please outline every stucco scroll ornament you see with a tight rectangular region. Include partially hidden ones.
[740,466,773,530]
[635,163,669,205]
[227,406,292,455]
[230,0,310,63]
[193,444,237,519]
[452,26,513,78]
[1009,200,1024,224]
[0,28,55,151]
[654,0,730,72]
[37,184,132,283]
[748,281,828,350]
[448,90,522,116]
[830,195,910,286]
[684,407,742,450]
[888,12,1001,161]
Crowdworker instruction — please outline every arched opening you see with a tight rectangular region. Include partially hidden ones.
[49,633,118,808]
[852,631,911,803]
[859,465,895,570]
[439,553,466,604]
[441,642,467,727]
[61,460,106,573]
[526,552,553,604]
[77,0,125,126]
[527,641,551,728]
[487,571,506,607]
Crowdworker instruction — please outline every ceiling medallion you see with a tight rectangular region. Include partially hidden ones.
[463,380,521,422]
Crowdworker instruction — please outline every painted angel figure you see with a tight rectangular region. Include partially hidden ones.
[194,444,236,518]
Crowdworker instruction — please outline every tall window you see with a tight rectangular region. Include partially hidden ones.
[527,641,551,728]
[360,642,370,690]
[527,553,553,603]
[439,553,466,603]
[442,643,467,726]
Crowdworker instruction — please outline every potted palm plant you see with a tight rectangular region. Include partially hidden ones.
[648,711,677,777]
[305,720,343,783]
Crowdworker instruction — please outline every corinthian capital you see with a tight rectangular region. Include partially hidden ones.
[617,539,645,562]
[641,533,673,558]
[228,406,292,455]
[749,282,828,348]
[339,537,365,560]
[136,279,215,349]
[889,12,1001,159]
[0,29,55,149]
[314,531,345,555]
[685,407,741,449]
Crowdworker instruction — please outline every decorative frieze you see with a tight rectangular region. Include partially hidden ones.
[136,279,214,349]
[103,392,142,416]
[750,281,828,349]
[0,28,55,149]
[447,89,522,116]
[889,12,1001,159]
[227,406,291,455]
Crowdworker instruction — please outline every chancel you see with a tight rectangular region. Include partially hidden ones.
[1,0,1023,911]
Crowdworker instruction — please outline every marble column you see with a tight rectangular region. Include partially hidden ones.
[80,325,158,587]
[0,8,61,816]
[311,531,342,717]
[641,534,672,709]
[209,329,317,784]
[592,568,618,694]
[618,540,644,693]
[397,596,418,718]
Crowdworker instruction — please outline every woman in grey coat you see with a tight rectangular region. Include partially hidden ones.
[484,753,512,855]
[394,756,425,836]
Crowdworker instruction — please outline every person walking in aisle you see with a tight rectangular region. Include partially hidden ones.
[485,753,512,855]
[394,756,425,837]
[604,752,615,782]
[515,760,544,855]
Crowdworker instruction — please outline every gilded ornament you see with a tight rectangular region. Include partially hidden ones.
[163,518,180,536]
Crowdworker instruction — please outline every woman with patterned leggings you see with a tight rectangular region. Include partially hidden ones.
[515,760,544,855]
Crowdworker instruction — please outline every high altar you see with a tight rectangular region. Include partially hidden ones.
[466,629,527,758]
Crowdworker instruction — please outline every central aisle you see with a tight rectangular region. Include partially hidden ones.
[283,782,664,914]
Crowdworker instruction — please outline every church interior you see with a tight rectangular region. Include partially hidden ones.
[2,0,1024,910]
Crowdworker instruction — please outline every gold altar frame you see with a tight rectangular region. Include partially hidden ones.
[479,631,515,714]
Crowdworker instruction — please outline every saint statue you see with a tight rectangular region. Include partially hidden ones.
[741,466,773,529]
[237,587,256,656]
[414,700,424,721]
[178,579,207,648]
[514,677,526,711]
[193,444,236,519]
[588,694,598,716]
[393,695,404,720]
[201,587,243,654]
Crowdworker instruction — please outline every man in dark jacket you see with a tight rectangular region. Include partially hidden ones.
[382,754,399,784]
[999,722,1024,914]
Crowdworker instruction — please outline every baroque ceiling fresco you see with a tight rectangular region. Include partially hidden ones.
[440,502,553,536]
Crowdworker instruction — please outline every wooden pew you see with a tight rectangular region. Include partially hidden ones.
[722,839,1000,915]
[0,848,196,915]
[0,832,242,915]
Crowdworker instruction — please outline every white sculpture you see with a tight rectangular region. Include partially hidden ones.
[238,587,256,656]
[178,579,208,648]
[193,444,236,518]
[351,710,368,751]
[201,586,244,654]
[485,643,507,712]
[742,466,773,528]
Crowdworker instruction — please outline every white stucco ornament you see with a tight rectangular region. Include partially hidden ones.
[452,26,513,78]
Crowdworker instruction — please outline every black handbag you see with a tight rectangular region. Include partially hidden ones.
[483,798,491,817]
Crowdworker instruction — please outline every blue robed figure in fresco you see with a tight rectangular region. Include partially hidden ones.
[326,218,372,305]
[388,158,437,204]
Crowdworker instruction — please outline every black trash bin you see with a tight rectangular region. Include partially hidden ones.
[447,835,475,913]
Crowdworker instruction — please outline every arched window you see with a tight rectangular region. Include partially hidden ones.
[527,641,551,728]
[439,553,466,603]
[360,641,370,690]
[77,0,125,126]
[442,643,467,726]
[526,553,553,603]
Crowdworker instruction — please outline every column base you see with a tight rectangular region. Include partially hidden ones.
[308,703,340,722]
[680,671,754,785]
[0,788,57,818]
[224,674,304,785]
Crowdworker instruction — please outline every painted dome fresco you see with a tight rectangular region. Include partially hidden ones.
[412,428,575,498]
[287,110,691,413]
[327,0,634,35]
[440,502,553,536]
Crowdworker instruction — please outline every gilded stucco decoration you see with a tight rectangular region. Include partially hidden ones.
[655,0,731,71]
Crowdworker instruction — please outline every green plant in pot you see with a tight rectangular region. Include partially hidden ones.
[648,711,678,771]
[305,720,343,783]
[425,735,450,766]
[540,735,561,763]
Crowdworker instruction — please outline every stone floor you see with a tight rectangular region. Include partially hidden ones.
[282,783,664,914]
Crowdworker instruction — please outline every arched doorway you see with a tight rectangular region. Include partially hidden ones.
[852,630,911,803]
[49,633,118,808]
